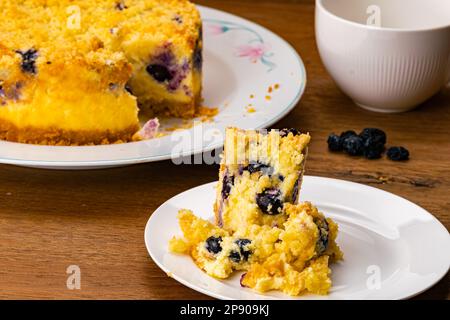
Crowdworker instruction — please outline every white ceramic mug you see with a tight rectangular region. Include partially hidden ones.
[316,0,450,113]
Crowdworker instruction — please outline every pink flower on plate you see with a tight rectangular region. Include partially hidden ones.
[236,43,270,63]
[206,24,228,35]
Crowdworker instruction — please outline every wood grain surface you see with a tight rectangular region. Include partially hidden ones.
[0,0,448,299]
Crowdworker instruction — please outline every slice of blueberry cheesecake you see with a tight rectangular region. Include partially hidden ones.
[169,203,343,295]
[214,128,311,233]
[116,0,203,118]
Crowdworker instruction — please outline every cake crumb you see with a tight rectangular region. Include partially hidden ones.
[274,83,280,90]
[200,116,215,123]
[135,118,160,140]
[268,86,273,93]
[197,106,219,122]
[197,106,219,117]
[265,95,272,101]
[378,176,389,184]
[246,106,256,113]
[250,94,255,99]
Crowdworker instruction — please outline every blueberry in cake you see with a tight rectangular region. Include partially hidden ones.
[169,209,253,279]
[214,128,311,233]
[169,128,343,296]
[0,0,202,145]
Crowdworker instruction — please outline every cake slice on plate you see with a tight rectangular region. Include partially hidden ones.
[170,203,343,296]
[169,127,343,296]
[214,128,311,233]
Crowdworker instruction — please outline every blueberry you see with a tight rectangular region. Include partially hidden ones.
[115,1,127,10]
[0,86,5,105]
[221,174,234,200]
[245,162,274,176]
[173,14,183,24]
[146,64,173,82]
[364,144,384,159]
[339,130,357,143]
[193,41,202,70]
[205,236,222,254]
[363,137,385,159]
[125,84,133,94]
[342,135,364,156]
[229,251,241,263]
[280,128,300,137]
[240,273,248,287]
[327,134,342,152]
[314,218,329,255]
[236,239,251,246]
[167,60,189,91]
[108,83,119,91]
[236,239,252,261]
[16,49,38,74]
[256,189,283,215]
[359,128,386,146]
[154,50,174,66]
[387,147,409,161]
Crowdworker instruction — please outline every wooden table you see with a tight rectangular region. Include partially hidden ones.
[0,0,448,300]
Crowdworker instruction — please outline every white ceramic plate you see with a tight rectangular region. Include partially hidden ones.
[0,6,306,170]
[145,176,450,300]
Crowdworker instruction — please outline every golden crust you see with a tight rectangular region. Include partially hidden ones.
[0,119,139,146]
[139,92,202,119]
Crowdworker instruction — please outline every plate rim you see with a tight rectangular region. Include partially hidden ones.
[144,175,450,300]
[0,5,307,169]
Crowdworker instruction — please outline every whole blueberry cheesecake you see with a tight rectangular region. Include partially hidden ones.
[214,128,311,233]
[0,0,202,145]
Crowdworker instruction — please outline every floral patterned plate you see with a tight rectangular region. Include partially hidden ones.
[0,5,306,170]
